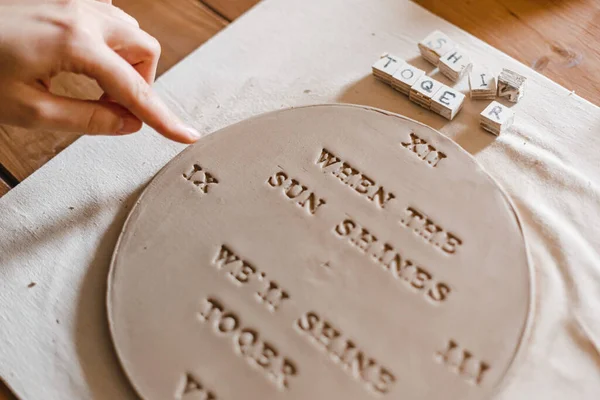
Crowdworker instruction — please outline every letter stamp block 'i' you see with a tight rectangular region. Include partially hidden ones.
[469,66,497,100]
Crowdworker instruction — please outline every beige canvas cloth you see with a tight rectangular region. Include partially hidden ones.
[1,0,599,398]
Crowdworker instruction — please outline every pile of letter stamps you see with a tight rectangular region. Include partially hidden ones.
[372,30,526,136]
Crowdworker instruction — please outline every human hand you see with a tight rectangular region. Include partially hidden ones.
[0,0,201,143]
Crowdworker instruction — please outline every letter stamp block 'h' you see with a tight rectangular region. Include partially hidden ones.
[439,48,472,82]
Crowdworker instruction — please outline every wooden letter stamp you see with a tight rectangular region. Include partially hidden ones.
[430,85,466,120]
[469,66,497,100]
[409,75,443,109]
[372,53,404,84]
[438,48,472,82]
[497,69,526,103]
[418,30,456,65]
[480,101,515,135]
[391,64,426,95]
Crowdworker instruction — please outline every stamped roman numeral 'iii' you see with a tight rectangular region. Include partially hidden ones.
[435,339,490,385]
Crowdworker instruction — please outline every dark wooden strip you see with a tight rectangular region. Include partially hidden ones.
[0,162,18,188]
[0,379,17,400]
[201,0,260,21]
[0,179,11,198]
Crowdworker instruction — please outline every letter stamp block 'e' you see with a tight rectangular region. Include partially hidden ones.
[430,86,466,121]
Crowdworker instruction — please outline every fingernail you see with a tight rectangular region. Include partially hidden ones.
[184,126,202,141]
[118,117,141,134]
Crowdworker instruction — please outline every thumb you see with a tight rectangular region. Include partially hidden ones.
[27,91,142,135]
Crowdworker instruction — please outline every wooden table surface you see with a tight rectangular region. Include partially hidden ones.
[1,0,598,397]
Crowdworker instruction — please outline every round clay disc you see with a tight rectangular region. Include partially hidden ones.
[108,104,532,400]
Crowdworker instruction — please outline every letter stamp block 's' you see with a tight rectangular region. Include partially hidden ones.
[418,30,456,65]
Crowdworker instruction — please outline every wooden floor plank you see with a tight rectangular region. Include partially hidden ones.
[415,0,600,105]
[114,0,228,75]
[0,0,227,185]
[202,0,260,21]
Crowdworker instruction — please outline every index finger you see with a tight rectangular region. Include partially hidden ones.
[84,46,201,143]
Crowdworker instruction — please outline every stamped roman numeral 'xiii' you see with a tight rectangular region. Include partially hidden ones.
[401,132,447,168]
